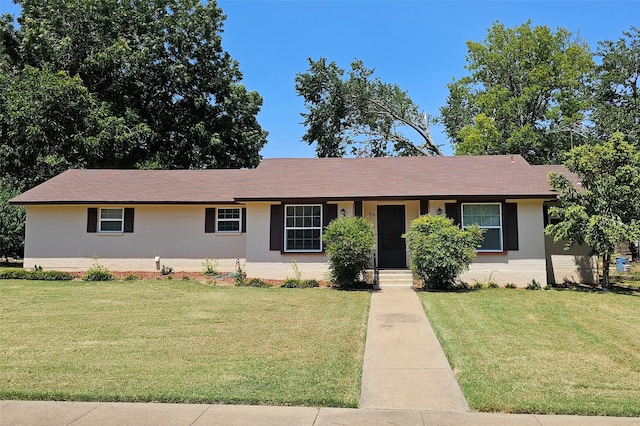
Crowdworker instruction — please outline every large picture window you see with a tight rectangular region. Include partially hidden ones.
[217,208,241,232]
[99,208,124,233]
[462,203,502,252]
[284,205,322,252]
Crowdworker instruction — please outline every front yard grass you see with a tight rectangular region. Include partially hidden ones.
[419,288,640,417]
[0,280,370,407]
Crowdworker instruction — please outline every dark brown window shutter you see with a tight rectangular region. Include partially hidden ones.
[324,204,338,226]
[354,200,363,217]
[87,208,98,233]
[445,203,460,225]
[205,208,216,233]
[241,208,247,233]
[504,203,519,251]
[124,208,135,233]
[269,204,283,251]
[543,205,549,227]
[420,199,429,215]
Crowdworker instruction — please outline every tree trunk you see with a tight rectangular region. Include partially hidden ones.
[602,252,611,288]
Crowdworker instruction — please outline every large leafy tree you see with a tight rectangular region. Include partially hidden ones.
[592,26,640,147]
[1,0,267,185]
[295,57,442,157]
[0,178,25,260]
[440,21,594,164]
[546,134,640,287]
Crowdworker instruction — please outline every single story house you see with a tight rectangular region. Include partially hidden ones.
[10,155,597,286]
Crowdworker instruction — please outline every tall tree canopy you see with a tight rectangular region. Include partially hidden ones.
[0,0,267,189]
[295,57,442,157]
[546,133,640,287]
[440,21,593,164]
[592,26,640,147]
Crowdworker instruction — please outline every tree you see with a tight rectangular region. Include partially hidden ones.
[592,26,640,147]
[403,215,482,290]
[323,216,376,288]
[545,133,640,287]
[0,179,25,260]
[1,0,267,184]
[440,21,594,164]
[295,57,442,157]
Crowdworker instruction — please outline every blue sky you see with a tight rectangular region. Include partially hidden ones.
[1,1,638,158]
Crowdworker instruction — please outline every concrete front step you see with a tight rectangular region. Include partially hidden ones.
[375,269,414,288]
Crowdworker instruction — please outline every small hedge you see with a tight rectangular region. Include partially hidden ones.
[83,264,114,281]
[281,278,320,288]
[237,278,271,288]
[0,269,73,281]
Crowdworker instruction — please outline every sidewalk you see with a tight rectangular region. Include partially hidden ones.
[2,400,639,425]
[2,287,639,425]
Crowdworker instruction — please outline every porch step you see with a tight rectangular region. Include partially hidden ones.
[376,270,414,288]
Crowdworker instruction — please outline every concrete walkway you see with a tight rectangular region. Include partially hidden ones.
[2,287,640,425]
[360,287,468,411]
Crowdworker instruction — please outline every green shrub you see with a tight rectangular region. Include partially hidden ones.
[160,265,173,275]
[450,280,470,290]
[280,278,320,289]
[323,216,375,288]
[505,282,517,289]
[232,259,247,285]
[472,280,485,290]
[124,274,140,281]
[301,279,320,288]
[0,268,29,279]
[0,268,73,280]
[202,259,219,276]
[487,281,499,288]
[83,263,114,281]
[526,279,542,290]
[238,278,270,288]
[404,215,483,290]
[33,270,74,281]
[281,278,302,288]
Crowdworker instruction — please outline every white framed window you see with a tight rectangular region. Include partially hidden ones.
[462,203,503,252]
[284,204,322,252]
[99,208,124,233]
[217,208,241,232]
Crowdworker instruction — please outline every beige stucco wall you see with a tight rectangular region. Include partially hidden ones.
[24,205,245,271]
[545,236,598,284]
[24,199,595,284]
[243,202,331,280]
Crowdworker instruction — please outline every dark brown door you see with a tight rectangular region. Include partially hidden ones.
[377,205,406,268]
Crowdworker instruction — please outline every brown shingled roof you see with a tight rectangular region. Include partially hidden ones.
[10,155,571,205]
[235,155,567,200]
[10,169,251,204]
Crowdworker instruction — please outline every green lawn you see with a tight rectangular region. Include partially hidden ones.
[419,288,640,417]
[0,280,370,407]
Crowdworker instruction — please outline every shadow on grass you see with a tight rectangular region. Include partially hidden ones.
[550,281,639,296]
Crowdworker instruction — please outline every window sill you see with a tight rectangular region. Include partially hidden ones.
[97,232,124,236]
[476,251,506,255]
[214,232,244,236]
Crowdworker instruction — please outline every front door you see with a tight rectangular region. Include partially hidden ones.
[377,205,406,268]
